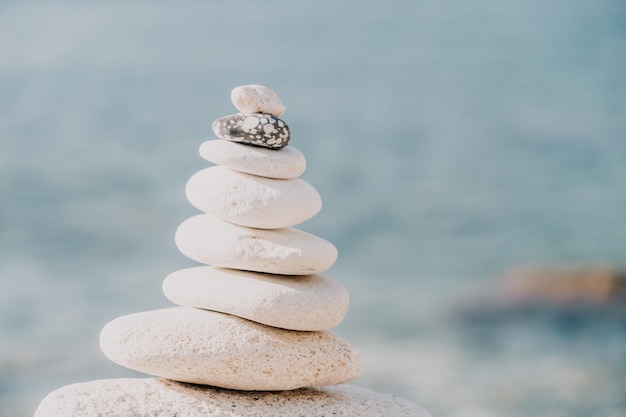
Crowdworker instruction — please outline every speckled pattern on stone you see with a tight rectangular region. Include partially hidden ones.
[212,113,290,149]
[34,378,432,417]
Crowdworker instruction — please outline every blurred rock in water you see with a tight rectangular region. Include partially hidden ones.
[499,265,626,304]
[451,264,626,331]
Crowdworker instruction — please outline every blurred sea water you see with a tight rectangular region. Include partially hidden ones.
[1,0,626,416]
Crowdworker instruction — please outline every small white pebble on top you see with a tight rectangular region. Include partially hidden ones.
[231,84,286,116]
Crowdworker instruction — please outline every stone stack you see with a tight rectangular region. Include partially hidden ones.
[33,85,432,417]
[99,84,361,391]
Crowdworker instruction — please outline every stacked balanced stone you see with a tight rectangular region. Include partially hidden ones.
[33,85,432,417]
[99,85,362,390]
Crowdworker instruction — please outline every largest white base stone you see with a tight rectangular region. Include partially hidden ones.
[34,378,432,417]
[100,307,361,391]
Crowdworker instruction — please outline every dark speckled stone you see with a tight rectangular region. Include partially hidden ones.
[212,113,290,149]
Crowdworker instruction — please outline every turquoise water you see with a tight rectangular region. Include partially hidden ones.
[1,1,626,416]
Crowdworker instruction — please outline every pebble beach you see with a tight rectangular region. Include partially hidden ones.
[2,1,626,416]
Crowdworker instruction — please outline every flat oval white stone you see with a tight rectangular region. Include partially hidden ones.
[186,166,321,229]
[231,84,286,116]
[162,266,349,331]
[175,214,338,275]
[199,140,306,179]
[99,308,362,391]
[34,378,432,417]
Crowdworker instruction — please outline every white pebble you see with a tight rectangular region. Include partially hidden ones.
[231,84,286,116]
[163,266,349,331]
[99,308,362,390]
[175,214,338,275]
[185,166,321,229]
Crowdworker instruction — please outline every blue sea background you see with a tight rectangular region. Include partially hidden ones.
[1,1,626,416]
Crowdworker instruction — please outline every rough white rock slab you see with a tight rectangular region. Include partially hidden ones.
[175,214,338,275]
[99,308,362,390]
[34,378,432,417]
[231,84,286,116]
[199,140,306,179]
[162,266,349,331]
[186,166,321,229]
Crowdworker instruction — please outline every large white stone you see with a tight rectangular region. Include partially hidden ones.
[99,308,362,391]
[34,378,432,417]
[231,84,286,116]
[175,214,338,275]
[186,166,321,229]
[199,140,306,179]
[162,266,349,331]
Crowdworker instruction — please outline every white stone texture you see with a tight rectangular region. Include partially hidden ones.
[186,166,321,229]
[34,378,432,417]
[199,140,306,179]
[99,308,362,390]
[231,84,286,116]
[175,214,338,275]
[162,266,349,331]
